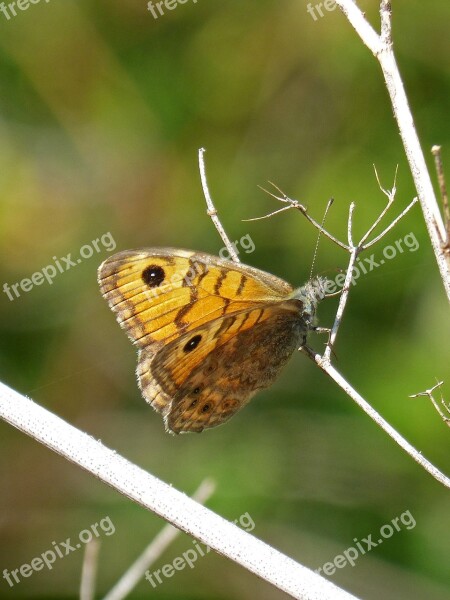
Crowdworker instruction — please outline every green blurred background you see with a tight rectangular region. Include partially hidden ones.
[0,1,449,598]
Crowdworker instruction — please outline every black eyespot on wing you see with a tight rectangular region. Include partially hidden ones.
[183,334,202,353]
[142,265,165,288]
[201,403,211,413]
[187,388,202,409]
[222,398,239,411]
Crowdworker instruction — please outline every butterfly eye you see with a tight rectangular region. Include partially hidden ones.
[183,335,202,353]
[142,265,165,288]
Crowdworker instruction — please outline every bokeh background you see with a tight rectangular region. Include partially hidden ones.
[0,1,449,598]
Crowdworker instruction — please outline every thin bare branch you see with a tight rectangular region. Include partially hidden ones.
[80,539,101,600]
[410,381,450,427]
[321,248,357,363]
[362,196,419,249]
[335,0,450,300]
[102,479,216,600]
[256,183,349,251]
[347,202,355,248]
[334,0,382,56]
[379,0,393,47]
[359,166,397,246]
[292,188,448,484]
[198,148,240,263]
[431,147,450,222]
[299,349,450,488]
[431,145,450,253]
[0,382,359,600]
[373,164,398,200]
[243,204,293,222]
[310,198,335,280]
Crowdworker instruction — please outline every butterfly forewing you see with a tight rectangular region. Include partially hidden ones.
[98,248,294,348]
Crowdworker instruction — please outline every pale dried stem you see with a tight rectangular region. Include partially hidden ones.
[198,148,240,262]
[363,196,418,250]
[335,0,450,300]
[198,159,448,488]
[359,165,397,246]
[410,381,450,427]
[297,188,450,487]
[300,349,450,488]
[322,247,357,363]
[0,382,358,600]
[102,479,216,600]
[347,202,355,247]
[431,146,450,253]
[252,183,349,251]
[80,539,101,600]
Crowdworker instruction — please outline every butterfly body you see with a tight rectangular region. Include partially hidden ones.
[98,248,326,433]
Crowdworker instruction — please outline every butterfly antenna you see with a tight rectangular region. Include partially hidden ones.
[309,198,334,280]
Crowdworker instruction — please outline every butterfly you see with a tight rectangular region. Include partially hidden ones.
[98,248,327,434]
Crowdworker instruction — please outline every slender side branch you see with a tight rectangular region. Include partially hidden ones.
[359,165,397,246]
[250,183,349,251]
[322,247,357,363]
[379,0,392,46]
[347,202,355,247]
[410,381,450,427]
[431,147,449,221]
[0,381,359,600]
[431,145,450,257]
[102,478,216,600]
[362,197,418,249]
[335,0,450,300]
[300,349,450,488]
[334,0,382,55]
[198,148,240,262]
[80,539,100,600]
[291,178,448,486]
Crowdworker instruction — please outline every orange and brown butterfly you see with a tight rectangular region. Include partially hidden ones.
[98,248,327,434]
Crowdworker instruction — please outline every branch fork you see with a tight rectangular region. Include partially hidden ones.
[199,148,449,489]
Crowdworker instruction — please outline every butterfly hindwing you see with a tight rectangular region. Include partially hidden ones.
[148,302,304,433]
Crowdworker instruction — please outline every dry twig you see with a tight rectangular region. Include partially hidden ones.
[101,479,216,600]
[410,381,450,428]
[334,0,450,300]
[431,145,450,261]
[0,382,359,600]
[199,148,240,262]
[198,150,449,489]
[80,539,101,600]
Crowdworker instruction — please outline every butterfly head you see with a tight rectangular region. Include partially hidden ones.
[291,276,328,329]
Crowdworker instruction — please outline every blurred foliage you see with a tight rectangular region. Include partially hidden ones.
[0,1,449,599]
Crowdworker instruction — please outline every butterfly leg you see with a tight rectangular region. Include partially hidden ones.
[312,326,331,336]
[312,326,332,349]
[300,327,337,360]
